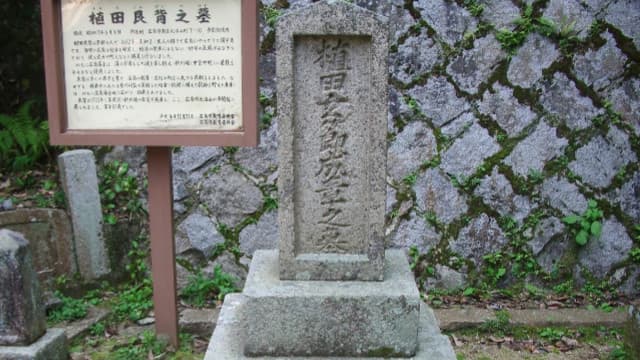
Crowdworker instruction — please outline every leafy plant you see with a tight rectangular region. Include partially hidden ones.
[113,330,168,360]
[408,246,420,270]
[539,327,565,342]
[47,291,88,323]
[113,280,153,321]
[89,322,106,337]
[402,172,418,186]
[180,265,238,307]
[630,248,640,264]
[99,160,144,225]
[0,101,51,171]
[263,195,278,211]
[463,0,484,17]
[562,200,603,245]
[480,310,511,336]
[263,5,281,27]
[483,252,507,285]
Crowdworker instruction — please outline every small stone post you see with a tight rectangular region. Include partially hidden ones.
[0,229,67,359]
[58,149,110,280]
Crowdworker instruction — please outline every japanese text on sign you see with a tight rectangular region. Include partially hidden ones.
[62,0,243,130]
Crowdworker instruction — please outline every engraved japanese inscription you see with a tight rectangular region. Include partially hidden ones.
[61,0,243,130]
[293,36,371,255]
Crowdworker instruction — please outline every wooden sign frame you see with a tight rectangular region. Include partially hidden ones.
[40,0,258,147]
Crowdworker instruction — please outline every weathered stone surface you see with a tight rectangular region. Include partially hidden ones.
[175,211,225,258]
[244,250,421,357]
[102,146,146,177]
[389,212,440,254]
[0,230,46,346]
[173,147,224,174]
[527,217,565,256]
[504,121,568,177]
[447,35,506,94]
[573,31,627,92]
[408,76,470,127]
[276,1,387,281]
[354,0,415,42]
[179,308,219,338]
[569,126,637,189]
[205,294,456,359]
[206,252,248,290]
[613,172,640,223]
[1,199,14,211]
[607,78,640,136]
[479,83,537,137]
[0,209,75,288]
[474,167,533,223]
[0,328,67,360]
[392,29,442,85]
[235,122,278,177]
[389,87,412,124]
[200,165,263,227]
[442,123,500,178]
[414,0,478,46]
[388,121,437,181]
[543,0,595,40]
[540,72,603,130]
[425,265,467,291]
[441,112,477,139]
[239,211,278,256]
[536,236,571,274]
[479,0,521,30]
[604,0,640,50]
[540,176,588,216]
[507,34,560,88]
[58,150,109,280]
[450,214,509,267]
[576,218,633,279]
[414,169,468,225]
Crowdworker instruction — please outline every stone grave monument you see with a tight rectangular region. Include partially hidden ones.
[205,1,455,358]
[0,229,67,360]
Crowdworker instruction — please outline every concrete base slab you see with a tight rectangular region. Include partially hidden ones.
[244,250,421,357]
[0,328,67,360]
[204,294,456,359]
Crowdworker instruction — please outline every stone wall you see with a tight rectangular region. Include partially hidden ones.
[105,0,640,295]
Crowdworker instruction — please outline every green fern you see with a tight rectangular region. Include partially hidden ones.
[0,101,50,171]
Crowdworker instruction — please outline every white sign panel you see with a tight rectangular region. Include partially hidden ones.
[61,0,243,130]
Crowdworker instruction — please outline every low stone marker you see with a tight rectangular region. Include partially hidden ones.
[0,229,67,359]
[204,2,455,358]
[58,149,109,280]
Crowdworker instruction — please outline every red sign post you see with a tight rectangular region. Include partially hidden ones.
[40,0,258,347]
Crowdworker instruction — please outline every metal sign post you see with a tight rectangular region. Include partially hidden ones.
[147,147,178,346]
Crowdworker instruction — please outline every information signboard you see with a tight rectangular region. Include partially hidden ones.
[41,0,258,146]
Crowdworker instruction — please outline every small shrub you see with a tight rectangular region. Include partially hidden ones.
[47,291,88,323]
[0,101,51,171]
[180,265,238,307]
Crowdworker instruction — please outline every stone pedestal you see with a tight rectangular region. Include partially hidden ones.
[204,250,455,359]
[244,250,420,357]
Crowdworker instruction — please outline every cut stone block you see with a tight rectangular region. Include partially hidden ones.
[0,328,67,360]
[244,250,420,357]
[204,293,455,360]
[276,0,388,281]
[58,150,109,280]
